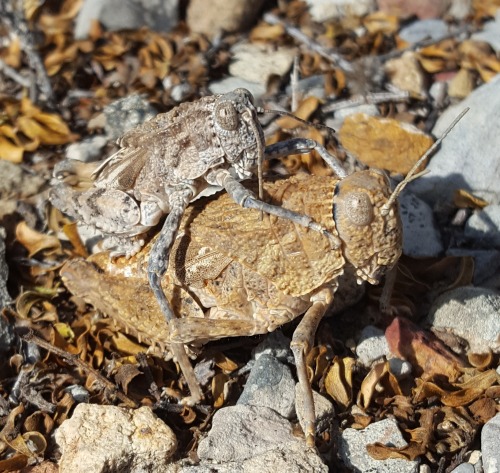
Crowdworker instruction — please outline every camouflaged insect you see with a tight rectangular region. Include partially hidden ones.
[60,172,403,446]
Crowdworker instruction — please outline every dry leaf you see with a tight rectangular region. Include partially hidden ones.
[16,221,62,257]
[386,317,464,381]
[339,114,433,174]
[454,189,489,209]
[212,372,229,408]
[276,96,320,129]
[363,12,399,35]
[324,356,355,409]
[250,23,285,41]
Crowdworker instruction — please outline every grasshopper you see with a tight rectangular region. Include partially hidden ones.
[50,89,346,393]
[60,170,402,446]
[57,108,468,446]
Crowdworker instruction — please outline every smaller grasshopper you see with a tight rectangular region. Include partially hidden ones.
[50,89,345,391]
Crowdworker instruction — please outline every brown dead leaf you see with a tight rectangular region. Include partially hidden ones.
[339,114,433,174]
[459,40,500,82]
[324,356,355,409]
[418,39,460,73]
[448,68,476,99]
[16,222,62,257]
[250,23,285,41]
[454,189,489,209]
[363,12,399,35]
[367,408,434,461]
[212,372,229,408]
[358,361,402,409]
[0,36,21,69]
[468,351,494,369]
[213,352,239,373]
[386,317,464,382]
[276,96,320,130]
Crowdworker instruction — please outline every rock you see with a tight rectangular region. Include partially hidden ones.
[472,11,500,54]
[326,104,380,130]
[338,418,420,472]
[75,0,179,39]
[229,43,296,86]
[446,249,500,286]
[305,0,375,21]
[0,228,11,312]
[286,75,326,100]
[450,463,475,473]
[64,385,90,403]
[252,331,293,362]
[385,52,427,98]
[209,77,266,100]
[55,404,177,473]
[174,443,328,472]
[388,358,413,380]
[377,0,450,19]
[237,353,296,419]
[426,286,500,354]
[356,325,390,367]
[187,0,265,38]
[399,19,449,44]
[410,76,500,205]
[65,136,108,163]
[295,384,335,435]
[0,160,45,199]
[464,204,500,247]
[448,0,472,20]
[400,192,443,257]
[104,95,157,141]
[481,413,500,473]
[198,405,313,462]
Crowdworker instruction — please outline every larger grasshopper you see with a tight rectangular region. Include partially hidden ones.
[60,171,402,446]
[50,89,345,394]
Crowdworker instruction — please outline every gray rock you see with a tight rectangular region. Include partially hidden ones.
[0,161,45,199]
[0,314,14,354]
[187,0,264,38]
[450,463,475,473]
[209,77,266,100]
[55,404,177,473]
[229,43,297,86]
[286,75,326,100]
[75,0,178,39]
[399,19,449,44]
[338,418,420,472]
[197,404,305,463]
[295,384,335,435]
[356,325,390,367]
[326,103,380,130]
[65,136,108,162]
[446,249,500,285]
[481,413,500,473]
[64,385,90,403]
[472,11,500,54]
[0,228,11,312]
[448,0,472,20]
[172,444,328,472]
[237,354,296,419]
[400,192,443,257]
[464,204,500,247]
[252,331,293,363]
[426,286,500,353]
[410,75,500,205]
[388,358,413,380]
[305,0,375,21]
[104,95,157,141]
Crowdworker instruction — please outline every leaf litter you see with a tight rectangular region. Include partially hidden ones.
[0,0,499,471]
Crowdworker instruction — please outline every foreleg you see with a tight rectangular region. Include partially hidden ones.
[147,189,203,405]
[265,138,347,179]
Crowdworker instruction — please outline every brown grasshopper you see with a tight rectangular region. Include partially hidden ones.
[50,89,346,391]
[60,170,403,446]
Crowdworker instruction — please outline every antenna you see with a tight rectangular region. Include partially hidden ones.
[380,107,470,216]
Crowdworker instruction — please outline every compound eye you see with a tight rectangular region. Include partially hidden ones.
[215,102,239,131]
[343,191,374,226]
[233,88,254,105]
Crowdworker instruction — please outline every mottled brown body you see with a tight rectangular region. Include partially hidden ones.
[61,172,402,445]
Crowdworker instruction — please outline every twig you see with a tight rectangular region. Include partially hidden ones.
[22,330,138,408]
[0,57,31,88]
[322,90,410,113]
[263,12,355,73]
[0,0,54,105]
[290,55,300,112]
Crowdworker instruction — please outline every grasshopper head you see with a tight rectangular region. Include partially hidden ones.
[213,89,265,179]
[333,169,402,285]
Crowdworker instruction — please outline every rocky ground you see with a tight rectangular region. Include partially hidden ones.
[0,0,499,472]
